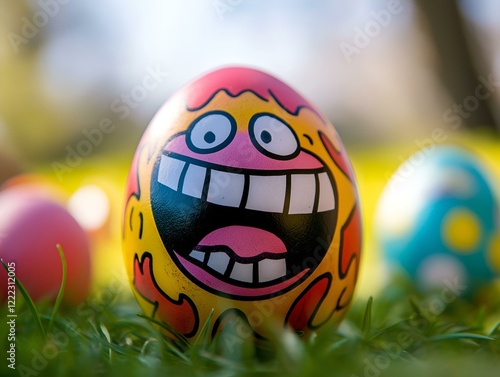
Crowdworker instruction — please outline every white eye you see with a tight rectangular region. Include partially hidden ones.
[187,112,236,153]
[250,114,299,159]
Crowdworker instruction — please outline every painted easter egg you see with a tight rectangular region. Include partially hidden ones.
[376,146,500,296]
[122,67,362,340]
[0,185,92,304]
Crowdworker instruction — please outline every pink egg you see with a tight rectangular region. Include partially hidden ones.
[0,187,92,305]
[1,174,67,202]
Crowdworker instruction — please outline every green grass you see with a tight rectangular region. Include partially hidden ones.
[1,267,500,377]
[2,135,499,376]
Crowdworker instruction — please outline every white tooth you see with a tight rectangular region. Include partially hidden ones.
[230,261,253,283]
[207,252,231,275]
[207,170,245,208]
[258,258,287,282]
[289,174,316,214]
[317,172,335,212]
[158,155,186,191]
[189,250,205,263]
[182,164,206,198]
[246,175,286,213]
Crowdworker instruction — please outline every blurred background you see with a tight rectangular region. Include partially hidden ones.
[0,0,499,297]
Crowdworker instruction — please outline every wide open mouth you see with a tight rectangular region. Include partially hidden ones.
[150,151,338,299]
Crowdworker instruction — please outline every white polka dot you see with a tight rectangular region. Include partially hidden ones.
[68,185,110,231]
[416,254,468,292]
[438,168,477,199]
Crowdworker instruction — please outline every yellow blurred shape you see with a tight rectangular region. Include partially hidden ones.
[442,208,481,254]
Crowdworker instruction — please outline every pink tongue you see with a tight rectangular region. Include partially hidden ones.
[198,226,286,258]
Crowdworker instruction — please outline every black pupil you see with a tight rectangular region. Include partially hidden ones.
[204,131,216,144]
[261,130,272,144]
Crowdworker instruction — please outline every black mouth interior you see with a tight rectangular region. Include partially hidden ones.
[150,151,338,293]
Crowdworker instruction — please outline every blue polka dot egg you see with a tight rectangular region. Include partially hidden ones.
[375,146,500,296]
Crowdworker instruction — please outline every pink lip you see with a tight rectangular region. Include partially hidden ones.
[176,252,309,297]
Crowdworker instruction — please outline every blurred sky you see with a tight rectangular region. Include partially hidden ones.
[0,0,499,164]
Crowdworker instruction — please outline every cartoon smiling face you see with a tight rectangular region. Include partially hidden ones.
[123,67,361,340]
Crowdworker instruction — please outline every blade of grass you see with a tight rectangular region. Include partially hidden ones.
[137,314,190,348]
[193,308,214,347]
[369,320,409,340]
[1,258,46,341]
[141,338,160,355]
[198,350,248,371]
[100,323,113,363]
[47,244,67,333]
[429,333,495,342]
[322,337,349,354]
[361,296,373,338]
[487,321,500,336]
